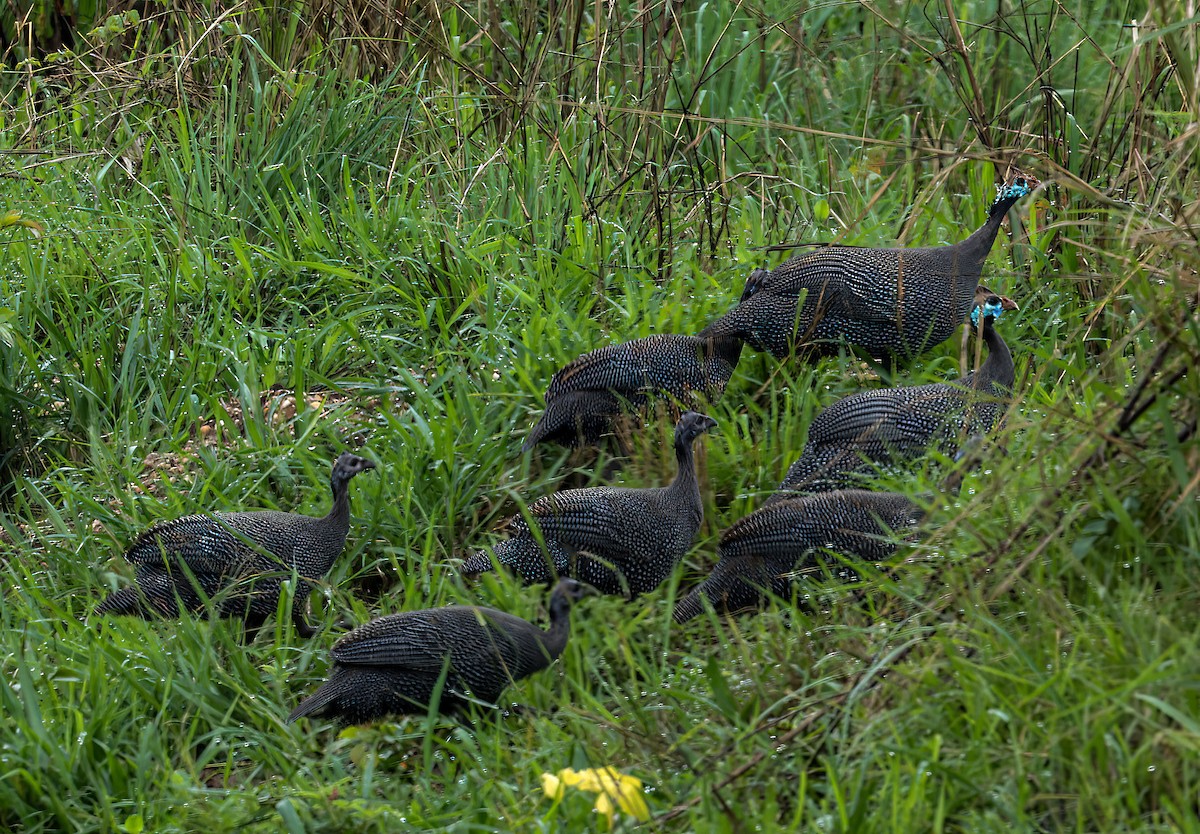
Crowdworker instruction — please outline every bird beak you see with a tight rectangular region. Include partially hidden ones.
[1000,296,1019,311]
[704,417,719,432]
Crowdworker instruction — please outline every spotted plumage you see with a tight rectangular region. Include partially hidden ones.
[673,490,923,622]
[287,578,593,724]
[94,452,376,638]
[465,412,718,596]
[523,334,742,450]
[765,290,1017,502]
[700,172,1036,362]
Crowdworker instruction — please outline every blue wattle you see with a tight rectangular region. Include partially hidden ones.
[1000,181,1032,201]
[971,302,1005,326]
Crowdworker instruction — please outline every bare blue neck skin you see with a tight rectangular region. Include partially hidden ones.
[971,301,1006,326]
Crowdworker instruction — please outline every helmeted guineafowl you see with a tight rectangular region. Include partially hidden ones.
[523,334,742,450]
[94,451,376,638]
[699,171,1036,362]
[673,489,923,623]
[764,289,1018,502]
[464,411,718,596]
[287,578,593,724]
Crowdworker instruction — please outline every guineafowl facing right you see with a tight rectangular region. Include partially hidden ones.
[765,288,1018,502]
[287,578,594,725]
[464,411,719,597]
[673,490,923,623]
[700,171,1037,363]
[94,451,376,639]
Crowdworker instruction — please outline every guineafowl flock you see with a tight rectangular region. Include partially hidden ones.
[94,169,1037,727]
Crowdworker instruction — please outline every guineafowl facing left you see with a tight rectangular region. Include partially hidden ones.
[287,578,594,725]
[464,411,718,597]
[523,334,742,451]
[94,451,376,639]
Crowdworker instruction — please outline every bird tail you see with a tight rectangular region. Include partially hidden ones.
[93,586,145,618]
[672,590,706,624]
[287,674,351,723]
[523,391,631,452]
[93,572,184,621]
[522,404,566,452]
[459,549,497,576]
[521,421,549,453]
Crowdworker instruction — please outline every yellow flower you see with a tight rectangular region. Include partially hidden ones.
[541,766,650,827]
[540,771,563,798]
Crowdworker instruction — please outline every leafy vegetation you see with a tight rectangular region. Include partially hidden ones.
[1,0,1197,831]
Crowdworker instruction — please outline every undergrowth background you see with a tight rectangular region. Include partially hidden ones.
[1,0,1198,831]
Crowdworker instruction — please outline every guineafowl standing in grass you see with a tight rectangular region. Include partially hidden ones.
[94,451,376,639]
[464,411,718,597]
[673,490,923,623]
[287,578,594,725]
[522,334,742,451]
[700,171,1037,363]
[764,289,1018,502]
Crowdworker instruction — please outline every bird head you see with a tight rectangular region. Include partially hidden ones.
[554,578,599,603]
[971,287,1019,326]
[332,451,377,481]
[675,411,719,444]
[988,169,1040,214]
[739,267,772,302]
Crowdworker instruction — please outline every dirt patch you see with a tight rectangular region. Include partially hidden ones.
[133,387,381,496]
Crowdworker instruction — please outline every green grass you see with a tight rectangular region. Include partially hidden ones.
[2,0,1198,831]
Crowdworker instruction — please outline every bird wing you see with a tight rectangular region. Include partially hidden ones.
[761,248,902,324]
[331,608,528,672]
[544,335,706,400]
[545,341,642,400]
[517,486,639,556]
[807,383,960,447]
[125,512,299,574]
[718,504,813,559]
[724,493,918,559]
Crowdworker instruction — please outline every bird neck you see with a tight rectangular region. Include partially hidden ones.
[697,318,726,340]
[698,313,745,342]
[976,318,1014,389]
[539,593,574,659]
[323,474,353,529]
[670,432,701,502]
[707,334,745,366]
[957,190,1025,269]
